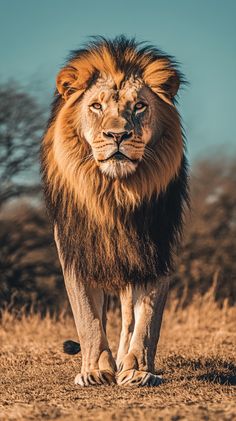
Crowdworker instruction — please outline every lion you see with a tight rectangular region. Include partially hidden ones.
[41,36,189,387]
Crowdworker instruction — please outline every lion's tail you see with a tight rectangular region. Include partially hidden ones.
[63,340,81,355]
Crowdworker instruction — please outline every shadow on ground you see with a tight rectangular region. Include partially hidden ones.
[161,356,236,386]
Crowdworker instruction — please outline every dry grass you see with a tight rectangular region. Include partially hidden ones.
[0,289,235,421]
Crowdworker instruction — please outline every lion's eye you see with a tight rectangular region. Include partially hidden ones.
[90,102,102,110]
[134,102,147,113]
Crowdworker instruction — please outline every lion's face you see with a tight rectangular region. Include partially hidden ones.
[79,75,159,178]
[53,38,184,201]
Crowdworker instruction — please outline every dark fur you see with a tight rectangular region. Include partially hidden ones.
[63,340,81,355]
[42,159,188,292]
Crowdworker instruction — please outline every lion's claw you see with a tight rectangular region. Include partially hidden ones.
[117,369,162,387]
[75,370,115,387]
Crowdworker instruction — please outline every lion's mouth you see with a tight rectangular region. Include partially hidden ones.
[98,151,138,163]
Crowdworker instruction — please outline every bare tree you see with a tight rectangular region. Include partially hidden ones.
[0,81,45,207]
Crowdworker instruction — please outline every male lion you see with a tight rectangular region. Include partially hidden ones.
[41,36,188,387]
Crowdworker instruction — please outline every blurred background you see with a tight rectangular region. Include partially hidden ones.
[0,0,235,314]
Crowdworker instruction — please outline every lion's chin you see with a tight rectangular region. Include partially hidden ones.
[99,160,138,178]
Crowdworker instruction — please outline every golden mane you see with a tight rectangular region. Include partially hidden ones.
[56,43,179,103]
[41,36,188,291]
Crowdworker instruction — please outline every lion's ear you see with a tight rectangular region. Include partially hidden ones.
[56,67,79,100]
[143,60,180,101]
[163,73,180,98]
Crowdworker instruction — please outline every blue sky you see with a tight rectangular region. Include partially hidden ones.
[1,0,236,160]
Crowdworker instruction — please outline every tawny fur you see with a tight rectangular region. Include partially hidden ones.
[41,36,188,291]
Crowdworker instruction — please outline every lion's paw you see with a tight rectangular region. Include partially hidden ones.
[117,369,162,387]
[74,370,115,387]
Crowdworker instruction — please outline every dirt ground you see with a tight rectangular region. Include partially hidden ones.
[0,291,235,421]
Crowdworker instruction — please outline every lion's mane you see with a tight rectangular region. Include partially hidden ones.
[41,36,189,291]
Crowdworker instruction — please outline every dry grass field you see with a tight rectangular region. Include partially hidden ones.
[0,287,235,421]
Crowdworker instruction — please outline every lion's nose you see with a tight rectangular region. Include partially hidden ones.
[102,130,133,144]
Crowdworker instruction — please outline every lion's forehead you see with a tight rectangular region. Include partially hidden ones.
[85,74,144,106]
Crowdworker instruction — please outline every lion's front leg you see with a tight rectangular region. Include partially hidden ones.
[68,281,116,386]
[55,230,116,386]
[117,280,169,387]
[116,285,135,369]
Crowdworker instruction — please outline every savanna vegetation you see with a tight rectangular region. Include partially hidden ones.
[0,289,235,420]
